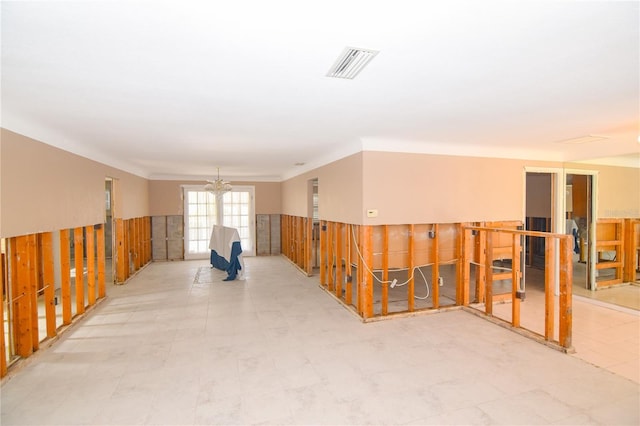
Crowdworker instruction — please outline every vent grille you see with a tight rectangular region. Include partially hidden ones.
[327,47,379,79]
[556,135,609,144]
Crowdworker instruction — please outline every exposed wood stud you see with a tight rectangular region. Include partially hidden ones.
[60,229,72,325]
[544,235,556,341]
[432,224,440,309]
[86,225,96,306]
[41,232,57,338]
[97,225,106,298]
[74,227,85,315]
[28,234,39,351]
[0,251,6,376]
[484,231,493,315]
[559,235,573,348]
[361,225,374,319]
[511,234,521,328]
[356,225,363,314]
[345,224,353,306]
[115,219,125,283]
[476,225,486,303]
[328,222,334,291]
[320,220,326,287]
[382,225,389,316]
[15,236,33,357]
[408,224,415,312]
[460,224,471,306]
[335,222,343,299]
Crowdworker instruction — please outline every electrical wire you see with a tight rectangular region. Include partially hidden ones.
[348,226,445,300]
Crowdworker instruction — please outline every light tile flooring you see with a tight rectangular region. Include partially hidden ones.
[2,256,639,425]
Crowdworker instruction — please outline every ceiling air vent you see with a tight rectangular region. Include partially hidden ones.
[556,135,609,144]
[326,47,379,79]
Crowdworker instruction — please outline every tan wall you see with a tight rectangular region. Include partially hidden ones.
[565,162,640,218]
[0,129,149,238]
[149,180,281,216]
[362,151,561,225]
[281,152,364,224]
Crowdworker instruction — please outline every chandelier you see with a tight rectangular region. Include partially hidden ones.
[204,168,232,195]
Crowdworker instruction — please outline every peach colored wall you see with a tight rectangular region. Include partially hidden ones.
[281,153,363,224]
[361,151,562,225]
[149,180,281,216]
[565,162,640,218]
[0,129,149,238]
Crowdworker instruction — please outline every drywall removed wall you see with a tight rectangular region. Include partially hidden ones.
[0,129,149,238]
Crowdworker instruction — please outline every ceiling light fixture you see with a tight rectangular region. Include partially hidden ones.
[204,167,232,195]
[326,47,379,79]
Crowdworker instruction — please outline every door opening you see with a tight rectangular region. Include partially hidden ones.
[566,173,594,290]
[183,185,256,260]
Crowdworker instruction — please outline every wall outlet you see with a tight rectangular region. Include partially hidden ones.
[366,209,378,218]
[438,276,444,286]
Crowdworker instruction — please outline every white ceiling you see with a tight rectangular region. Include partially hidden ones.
[2,1,638,181]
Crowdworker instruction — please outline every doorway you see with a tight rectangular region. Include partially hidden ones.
[566,173,595,290]
[104,178,114,284]
[183,185,256,260]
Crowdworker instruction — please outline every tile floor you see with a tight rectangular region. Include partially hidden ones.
[1,256,639,425]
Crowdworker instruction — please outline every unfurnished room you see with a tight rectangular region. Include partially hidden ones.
[1,1,639,425]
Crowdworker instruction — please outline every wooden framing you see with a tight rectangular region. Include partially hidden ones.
[431,224,440,309]
[623,218,640,283]
[484,231,494,315]
[115,219,125,283]
[286,218,575,351]
[14,235,33,357]
[335,222,343,299]
[41,232,57,339]
[97,224,106,298]
[86,225,96,306]
[382,225,389,315]
[0,251,6,377]
[595,218,624,287]
[28,234,39,351]
[360,225,373,319]
[345,224,353,306]
[465,224,573,350]
[460,225,472,306]
[544,234,555,341]
[60,229,72,325]
[511,234,521,328]
[407,224,415,312]
[559,236,573,348]
[74,227,85,315]
[327,222,334,291]
[1,225,111,378]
